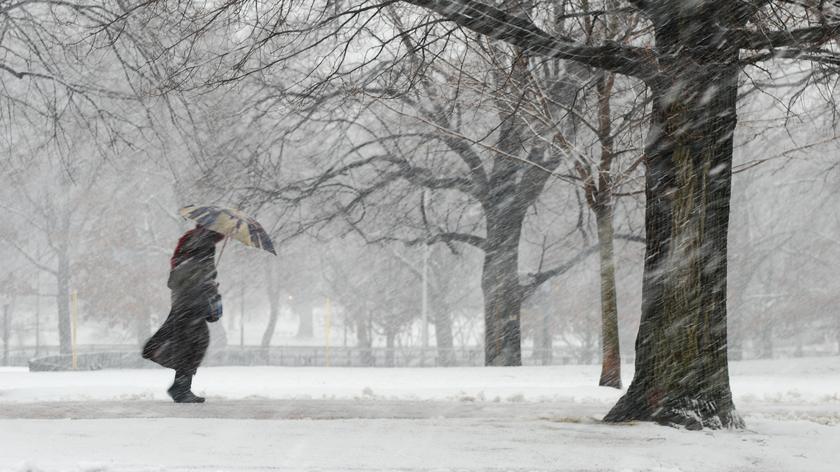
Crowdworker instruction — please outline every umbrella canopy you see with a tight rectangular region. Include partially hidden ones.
[179,205,276,255]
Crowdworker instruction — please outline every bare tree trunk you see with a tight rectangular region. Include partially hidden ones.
[538,310,553,365]
[356,314,373,366]
[605,6,751,427]
[596,203,621,389]
[262,264,281,347]
[587,68,623,389]
[482,226,524,366]
[759,323,774,359]
[385,330,395,367]
[605,40,743,428]
[479,49,532,367]
[296,301,314,338]
[530,323,542,362]
[431,296,454,366]
[261,295,280,347]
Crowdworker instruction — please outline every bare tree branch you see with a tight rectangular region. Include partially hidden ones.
[401,0,659,81]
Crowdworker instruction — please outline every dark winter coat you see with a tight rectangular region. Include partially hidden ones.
[142,229,222,375]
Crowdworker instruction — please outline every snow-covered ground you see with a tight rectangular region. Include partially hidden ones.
[1,358,838,471]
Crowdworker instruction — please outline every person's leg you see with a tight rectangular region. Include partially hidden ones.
[167,369,205,403]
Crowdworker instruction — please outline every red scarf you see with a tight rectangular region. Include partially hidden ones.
[170,228,224,268]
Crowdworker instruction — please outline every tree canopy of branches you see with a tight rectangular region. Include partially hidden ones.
[368,0,840,429]
[17,0,840,429]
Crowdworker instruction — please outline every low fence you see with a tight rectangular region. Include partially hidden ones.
[17,345,592,371]
[7,344,838,371]
[2,344,125,369]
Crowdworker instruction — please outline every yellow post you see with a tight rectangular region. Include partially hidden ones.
[325,298,332,367]
[71,289,78,370]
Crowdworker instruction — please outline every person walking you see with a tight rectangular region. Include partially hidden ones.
[143,225,224,403]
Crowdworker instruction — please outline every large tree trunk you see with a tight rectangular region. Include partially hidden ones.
[596,203,621,388]
[479,47,533,367]
[605,13,744,429]
[481,216,524,366]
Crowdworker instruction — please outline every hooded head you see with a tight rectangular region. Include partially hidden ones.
[171,226,225,268]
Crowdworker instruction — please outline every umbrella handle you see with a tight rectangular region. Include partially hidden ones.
[216,234,231,269]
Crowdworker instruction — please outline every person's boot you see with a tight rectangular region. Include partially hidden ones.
[167,373,205,403]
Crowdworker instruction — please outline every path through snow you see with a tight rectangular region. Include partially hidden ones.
[1,358,838,471]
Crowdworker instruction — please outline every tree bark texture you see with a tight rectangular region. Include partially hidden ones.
[605,10,744,428]
[596,203,622,389]
[479,50,545,367]
[594,71,622,390]
[482,212,525,366]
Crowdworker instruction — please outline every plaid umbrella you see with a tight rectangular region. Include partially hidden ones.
[178,205,277,259]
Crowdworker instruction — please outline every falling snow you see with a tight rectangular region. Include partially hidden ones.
[1,0,840,470]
